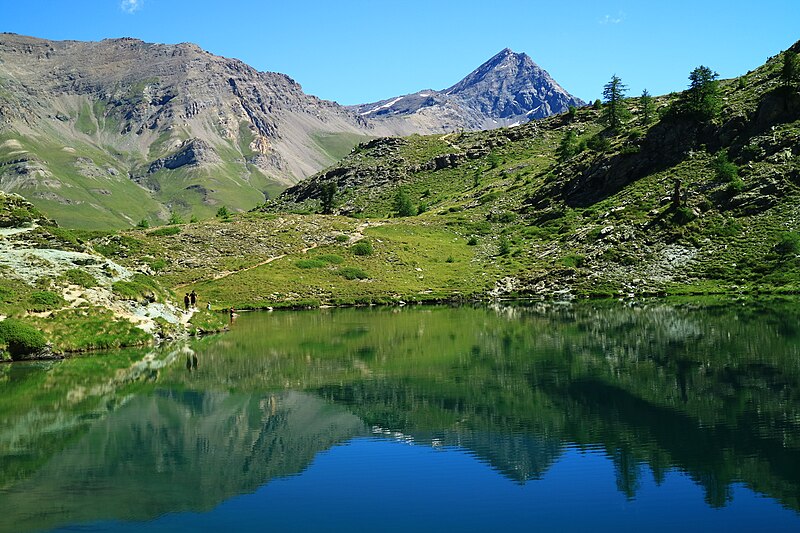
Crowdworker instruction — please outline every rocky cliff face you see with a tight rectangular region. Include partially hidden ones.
[350,48,584,133]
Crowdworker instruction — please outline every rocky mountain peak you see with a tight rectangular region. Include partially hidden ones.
[351,47,584,132]
[443,48,582,121]
[446,48,540,94]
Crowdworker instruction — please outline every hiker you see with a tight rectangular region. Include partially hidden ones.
[183,293,190,311]
[206,301,211,311]
[190,290,197,308]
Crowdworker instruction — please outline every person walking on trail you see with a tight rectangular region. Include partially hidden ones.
[190,290,197,308]
[184,293,190,311]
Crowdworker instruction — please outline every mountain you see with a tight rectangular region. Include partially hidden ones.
[0,33,378,228]
[350,48,585,134]
[244,40,800,303]
[0,35,582,229]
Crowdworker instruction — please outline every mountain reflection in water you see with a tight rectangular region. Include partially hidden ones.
[1,300,799,531]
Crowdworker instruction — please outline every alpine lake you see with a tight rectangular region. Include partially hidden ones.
[2,299,800,532]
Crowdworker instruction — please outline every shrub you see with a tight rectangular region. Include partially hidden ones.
[0,285,15,303]
[0,318,47,359]
[673,206,696,225]
[479,192,499,205]
[567,106,577,119]
[338,267,369,280]
[168,212,183,225]
[712,151,739,182]
[489,211,518,223]
[627,128,644,140]
[112,275,162,302]
[148,226,181,237]
[560,254,586,268]
[351,240,373,256]
[296,259,326,269]
[776,232,800,256]
[335,234,350,243]
[497,236,511,256]
[61,268,97,288]
[28,290,64,311]
[726,177,744,193]
[46,227,81,247]
[216,206,231,220]
[587,134,611,152]
[620,144,640,155]
[136,219,150,229]
[467,236,478,246]
[145,258,168,271]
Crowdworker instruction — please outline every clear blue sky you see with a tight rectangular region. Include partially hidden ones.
[3,1,799,105]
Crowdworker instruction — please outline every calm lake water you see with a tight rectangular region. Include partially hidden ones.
[2,300,800,532]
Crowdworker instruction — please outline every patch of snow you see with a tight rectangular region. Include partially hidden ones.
[360,96,405,116]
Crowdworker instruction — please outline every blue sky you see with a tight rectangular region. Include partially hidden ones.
[3,1,799,105]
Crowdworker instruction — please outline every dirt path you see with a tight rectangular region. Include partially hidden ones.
[204,243,314,284]
[175,221,383,289]
[439,132,462,152]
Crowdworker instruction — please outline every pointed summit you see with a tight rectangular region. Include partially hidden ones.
[352,48,584,133]
[446,49,583,120]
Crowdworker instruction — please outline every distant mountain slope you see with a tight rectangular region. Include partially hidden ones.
[350,48,585,134]
[0,33,378,227]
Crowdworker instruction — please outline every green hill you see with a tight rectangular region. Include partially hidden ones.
[5,41,800,344]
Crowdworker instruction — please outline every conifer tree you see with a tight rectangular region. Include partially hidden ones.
[557,129,579,162]
[320,182,337,214]
[393,187,416,217]
[683,65,721,121]
[640,89,655,126]
[602,75,628,130]
[782,50,800,88]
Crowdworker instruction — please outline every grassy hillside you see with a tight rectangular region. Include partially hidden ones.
[7,41,800,315]
[0,191,228,359]
[0,113,293,229]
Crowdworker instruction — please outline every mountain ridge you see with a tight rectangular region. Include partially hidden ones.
[0,34,582,228]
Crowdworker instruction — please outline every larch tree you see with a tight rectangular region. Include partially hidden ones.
[782,50,800,88]
[640,89,655,126]
[684,65,721,121]
[603,74,628,130]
